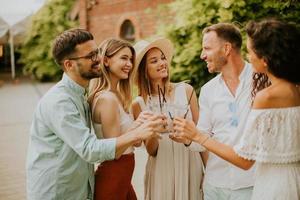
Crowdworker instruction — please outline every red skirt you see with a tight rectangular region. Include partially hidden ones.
[94,153,137,200]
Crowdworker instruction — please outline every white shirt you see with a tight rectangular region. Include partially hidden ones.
[195,62,255,190]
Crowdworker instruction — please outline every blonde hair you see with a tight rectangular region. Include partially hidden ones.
[88,38,135,112]
[134,48,171,102]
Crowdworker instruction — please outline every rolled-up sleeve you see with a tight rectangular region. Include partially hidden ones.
[45,95,116,163]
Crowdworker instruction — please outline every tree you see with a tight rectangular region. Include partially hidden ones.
[160,0,300,93]
[19,0,77,81]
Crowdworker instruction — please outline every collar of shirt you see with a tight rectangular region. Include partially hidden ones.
[62,73,86,97]
[217,62,252,100]
[217,62,251,84]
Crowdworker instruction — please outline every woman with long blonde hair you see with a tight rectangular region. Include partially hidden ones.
[88,38,138,200]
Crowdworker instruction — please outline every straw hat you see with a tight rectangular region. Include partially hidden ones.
[133,38,174,68]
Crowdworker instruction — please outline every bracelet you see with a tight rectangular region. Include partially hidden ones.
[184,140,192,147]
[200,135,210,146]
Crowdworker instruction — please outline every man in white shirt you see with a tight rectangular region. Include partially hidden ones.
[194,23,255,199]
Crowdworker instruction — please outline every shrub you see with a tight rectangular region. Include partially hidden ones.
[159,0,300,93]
[19,0,77,81]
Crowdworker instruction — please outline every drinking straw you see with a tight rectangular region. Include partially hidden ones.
[183,89,194,119]
[159,87,167,103]
[168,111,174,120]
[159,85,173,120]
[147,80,152,100]
[158,85,162,113]
[158,85,168,130]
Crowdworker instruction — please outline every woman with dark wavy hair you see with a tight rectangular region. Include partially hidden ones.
[173,19,300,200]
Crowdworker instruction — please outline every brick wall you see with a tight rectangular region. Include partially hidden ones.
[78,0,174,44]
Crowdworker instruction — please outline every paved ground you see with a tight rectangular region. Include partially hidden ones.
[0,75,147,200]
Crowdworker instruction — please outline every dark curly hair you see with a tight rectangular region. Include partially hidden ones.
[246,19,300,98]
[52,28,94,67]
[251,73,271,101]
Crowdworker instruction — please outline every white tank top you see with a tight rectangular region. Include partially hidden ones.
[92,91,134,154]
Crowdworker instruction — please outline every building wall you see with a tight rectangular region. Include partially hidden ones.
[78,0,173,43]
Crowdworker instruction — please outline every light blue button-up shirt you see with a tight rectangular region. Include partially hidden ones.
[26,73,116,200]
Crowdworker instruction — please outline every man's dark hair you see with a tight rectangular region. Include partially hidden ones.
[203,23,242,50]
[52,28,94,66]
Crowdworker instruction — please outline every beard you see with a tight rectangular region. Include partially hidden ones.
[211,56,227,73]
[78,61,101,80]
[80,71,100,80]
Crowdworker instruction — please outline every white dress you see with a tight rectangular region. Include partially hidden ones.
[234,106,300,200]
[136,83,204,200]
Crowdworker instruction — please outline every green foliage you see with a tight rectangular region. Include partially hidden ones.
[159,0,300,94]
[19,0,77,81]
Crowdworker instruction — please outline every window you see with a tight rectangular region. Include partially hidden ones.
[120,20,135,42]
[0,45,3,57]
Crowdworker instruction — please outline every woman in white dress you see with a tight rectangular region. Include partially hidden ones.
[173,19,300,199]
[132,38,204,200]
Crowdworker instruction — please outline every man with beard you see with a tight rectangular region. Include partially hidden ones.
[186,23,255,200]
[26,29,164,200]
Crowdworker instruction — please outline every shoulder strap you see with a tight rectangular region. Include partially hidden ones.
[91,93,101,120]
[174,82,188,104]
[91,91,122,119]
